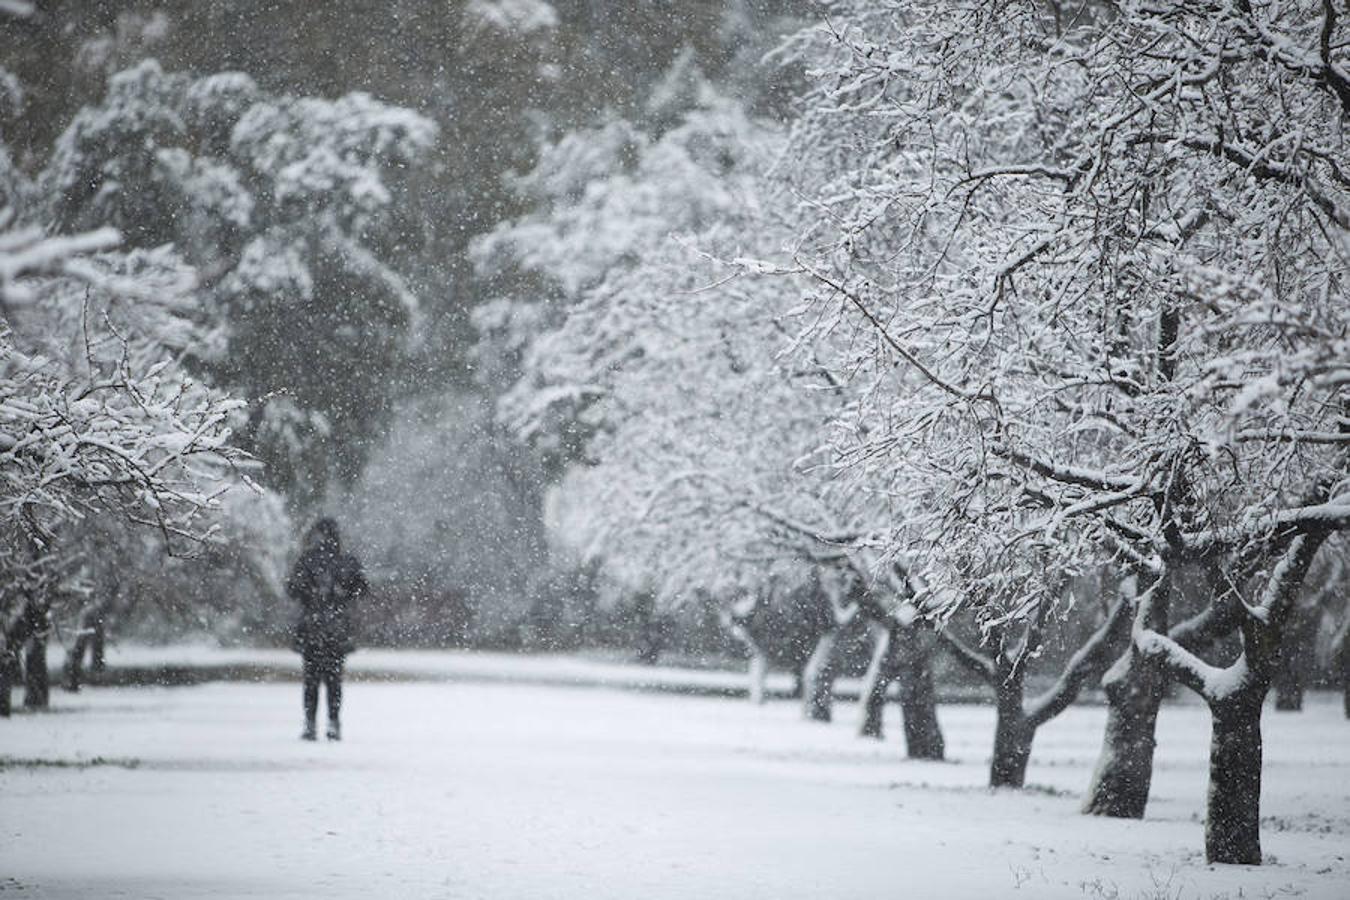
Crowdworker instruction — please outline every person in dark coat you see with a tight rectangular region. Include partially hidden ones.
[288,518,365,741]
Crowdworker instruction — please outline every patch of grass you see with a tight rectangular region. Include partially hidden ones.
[1022,782,1073,797]
[0,756,141,771]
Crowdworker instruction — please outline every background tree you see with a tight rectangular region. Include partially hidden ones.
[37,60,437,506]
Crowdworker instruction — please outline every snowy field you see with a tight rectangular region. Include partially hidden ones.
[2,675,1348,900]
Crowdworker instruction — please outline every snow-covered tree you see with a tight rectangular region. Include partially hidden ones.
[769,0,1350,863]
[474,83,826,588]
[472,76,957,751]
[39,59,437,506]
[0,216,251,713]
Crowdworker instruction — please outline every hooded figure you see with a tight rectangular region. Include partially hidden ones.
[288,518,365,741]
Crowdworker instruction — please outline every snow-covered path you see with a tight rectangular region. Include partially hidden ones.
[2,679,1347,899]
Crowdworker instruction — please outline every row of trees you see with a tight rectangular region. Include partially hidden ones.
[477,0,1350,866]
[5,0,1347,866]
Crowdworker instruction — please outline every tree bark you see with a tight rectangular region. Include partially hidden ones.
[0,649,12,717]
[1273,606,1316,711]
[894,627,945,759]
[990,683,1033,788]
[801,629,838,722]
[1342,629,1350,719]
[858,622,894,739]
[1205,697,1265,864]
[1082,652,1167,817]
[23,633,49,709]
[63,597,106,693]
[1169,531,1325,864]
[64,631,91,692]
[91,620,107,673]
[1083,575,1180,819]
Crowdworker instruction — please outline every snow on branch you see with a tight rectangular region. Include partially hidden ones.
[1,220,251,564]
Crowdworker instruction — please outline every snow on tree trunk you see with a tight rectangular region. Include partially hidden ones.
[1195,534,1327,864]
[801,629,838,722]
[729,619,768,705]
[1141,534,1330,865]
[1084,578,1174,818]
[1205,697,1265,865]
[747,651,768,705]
[1082,653,1166,818]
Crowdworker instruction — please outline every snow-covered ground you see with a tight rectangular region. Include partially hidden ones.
[2,670,1347,899]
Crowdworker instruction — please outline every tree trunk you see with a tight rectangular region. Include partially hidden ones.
[91,619,106,673]
[1205,697,1265,865]
[894,628,945,760]
[23,634,49,709]
[64,632,92,692]
[858,622,894,739]
[747,651,768,705]
[990,684,1032,788]
[0,650,12,718]
[1083,653,1167,817]
[1342,631,1350,719]
[1273,607,1315,712]
[788,658,806,700]
[801,629,838,722]
[731,621,769,705]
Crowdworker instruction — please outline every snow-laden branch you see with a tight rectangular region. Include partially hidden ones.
[1025,596,1133,728]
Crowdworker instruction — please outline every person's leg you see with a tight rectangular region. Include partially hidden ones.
[325,656,343,740]
[301,653,319,740]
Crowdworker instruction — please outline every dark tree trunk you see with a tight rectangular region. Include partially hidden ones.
[1195,530,1324,865]
[1083,654,1167,818]
[0,651,13,717]
[91,619,107,673]
[1084,575,1177,819]
[1205,698,1265,865]
[858,623,894,739]
[64,632,92,692]
[1273,607,1316,712]
[990,685,1032,788]
[1342,631,1350,719]
[63,597,111,692]
[802,629,838,722]
[894,629,945,760]
[23,634,49,709]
